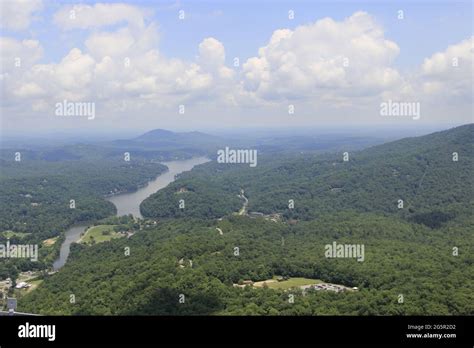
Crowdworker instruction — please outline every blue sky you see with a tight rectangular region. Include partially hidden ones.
[1,0,472,132]
[13,0,472,70]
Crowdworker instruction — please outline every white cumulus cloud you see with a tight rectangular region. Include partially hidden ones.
[53,3,150,30]
[420,36,473,100]
[241,12,402,103]
[0,0,42,31]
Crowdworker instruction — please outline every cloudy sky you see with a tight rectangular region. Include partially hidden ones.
[0,0,472,134]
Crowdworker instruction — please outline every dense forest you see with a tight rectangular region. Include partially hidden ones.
[16,124,474,315]
[19,214,473,315]
[141,124,473,225]
[0,148,170,277]
[2,125,379,241]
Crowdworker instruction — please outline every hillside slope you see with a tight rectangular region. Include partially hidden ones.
[19,214,473,315]
[141,124,473,226]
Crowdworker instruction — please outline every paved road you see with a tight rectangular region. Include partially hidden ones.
[238,190,248,215]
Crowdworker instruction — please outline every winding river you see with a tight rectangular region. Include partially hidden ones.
[52,157,209,270]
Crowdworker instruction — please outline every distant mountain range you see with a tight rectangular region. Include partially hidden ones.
[140,123,474,227]
[3,125,469,164]
[134,129,219,143]
[103,129,224,160]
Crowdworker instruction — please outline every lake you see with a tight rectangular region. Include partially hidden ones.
[52,157,209,270]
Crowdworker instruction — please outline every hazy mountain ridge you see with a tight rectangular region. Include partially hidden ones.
[141,124,473,226]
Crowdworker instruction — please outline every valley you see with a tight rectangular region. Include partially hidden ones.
[0,125,470,315]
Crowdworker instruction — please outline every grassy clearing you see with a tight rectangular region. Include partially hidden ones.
[42,237,58,247]
[25,279,43,293]
[79,225,121,245]
[1,231,31,239]
[254,277,322,290]
[13,279,43,299]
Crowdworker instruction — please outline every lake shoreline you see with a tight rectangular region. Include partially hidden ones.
[52,157,210,270]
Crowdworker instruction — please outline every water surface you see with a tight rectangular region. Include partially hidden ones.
[53,157,209,270]
[106,157,209,218]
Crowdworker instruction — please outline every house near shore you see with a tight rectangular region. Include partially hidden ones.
[15,282,30,289]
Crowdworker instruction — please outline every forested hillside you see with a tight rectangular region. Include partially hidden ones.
[19,214,473,315]
[0,159,167,241]
[0,128,215,242]
[18,124,474,315]
[0,152,167,277]
[0,128,386,279]
[141,124,473,227]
